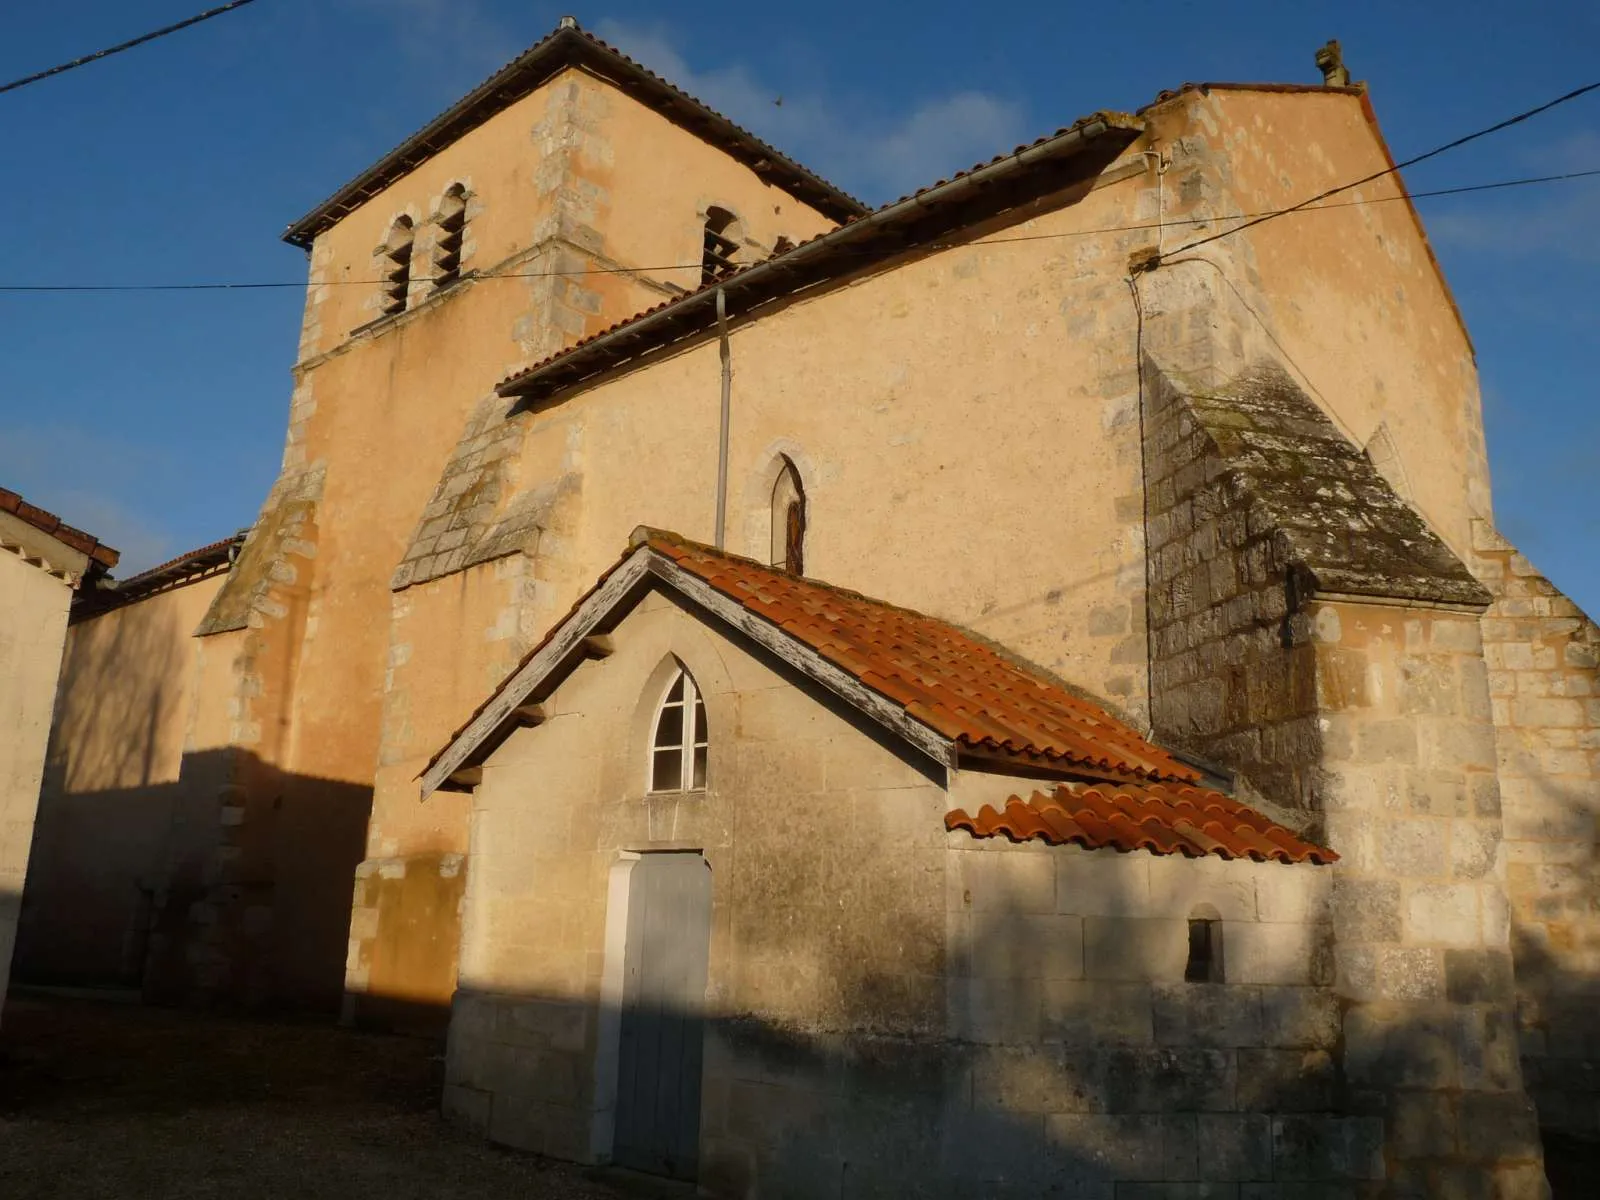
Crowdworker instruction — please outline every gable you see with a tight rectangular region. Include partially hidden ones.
[284,20,865,250]
[421,529,1199,797]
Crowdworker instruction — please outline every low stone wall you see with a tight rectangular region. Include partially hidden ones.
[444,835,1361,1196]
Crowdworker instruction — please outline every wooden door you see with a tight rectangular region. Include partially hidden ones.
[613,853,713,1180]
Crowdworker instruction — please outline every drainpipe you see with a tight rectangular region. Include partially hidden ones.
[714,286,731,549]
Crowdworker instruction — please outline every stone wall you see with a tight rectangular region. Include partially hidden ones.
[17,573,225,989]
[1472,519,1600,1137]
[672,834,1356,1198]
[437,585,1404,1195]
[1141,362,1543,1191]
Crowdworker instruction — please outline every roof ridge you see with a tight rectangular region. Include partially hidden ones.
[284,20,866,249]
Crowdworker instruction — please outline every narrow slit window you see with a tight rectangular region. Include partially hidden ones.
[381,216,415,316]
[770,457,806,575]
[649,667,708,792]
[433,185,468,292]
[1185,915,1223,983]
[701,207,740,286]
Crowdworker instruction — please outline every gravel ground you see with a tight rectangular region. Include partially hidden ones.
[0,992,630,1200]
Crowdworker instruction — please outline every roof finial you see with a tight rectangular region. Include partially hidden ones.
[1315,39,1350,87]
[558,15,578,30]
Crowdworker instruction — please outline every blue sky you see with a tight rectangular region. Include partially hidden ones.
[3,1,1596,614]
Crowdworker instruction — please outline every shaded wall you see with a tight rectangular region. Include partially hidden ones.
[1472,520,1600,1137]
[0,549,74,1011]
[18,573,371,1012]
[18,577,221,987]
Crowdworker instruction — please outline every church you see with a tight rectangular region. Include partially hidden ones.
[19,18,1599,1196]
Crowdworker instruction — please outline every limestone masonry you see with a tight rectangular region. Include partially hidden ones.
[19,19,1597,1197]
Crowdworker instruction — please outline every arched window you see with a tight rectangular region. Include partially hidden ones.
[381,216,415,316]
[1185,905,1224,983]
[649,666,708,792]
[701,206,740,286]
[433,185,468,292]
[770,457,806,575]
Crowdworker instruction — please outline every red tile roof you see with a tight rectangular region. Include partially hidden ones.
[0,486,119,570]
[284,19,866,249]
[947,783,1335,864]
[73,530,246,621]
[651,532,1194,782]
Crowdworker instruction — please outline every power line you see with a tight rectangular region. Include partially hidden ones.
[1162,78,1600,257]
[3,166,1596,295]
[0,1,261,97]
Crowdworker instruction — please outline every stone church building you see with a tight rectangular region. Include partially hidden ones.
[18,18,1600,1196]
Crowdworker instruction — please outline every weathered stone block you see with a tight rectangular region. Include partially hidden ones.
[1457,1092,1542,1163]
[1356,720,1417,764]
[1045,1113,1165,1182]
[1331,878,1401,942]
[1148,855,1256,921]
[1405,884,1481,948]
[1043,981,1154,1047]
[973,1045,1104,1116]
[1152,983,1264,1048]
[948,977,1041,1045]
[968,914,1084,981]
[954,849,1056,915]
[1269,1116,1384,1181]
[1197,1113,1273,1182]
[1260,987,1340,1049]
[1083,918,1187,982]
[1378,819,1449,879]
[1390,1092,1457,1158]
[1225,922,1327,986]
[1444,948,1515,1004]
[1103,1048,1236,1113]
[1344,1007,1459,1089]
[1254,867,1331,925]
[1057,849,1153,917]
[1238,1044,1337,1114]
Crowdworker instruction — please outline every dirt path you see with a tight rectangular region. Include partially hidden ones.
[0,992,627,1200]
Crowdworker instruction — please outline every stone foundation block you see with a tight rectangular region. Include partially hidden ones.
[1197,1113,1273,1182]
[1083,918,1188,982]
[1044,981,1154,1046]
[1152,983,1264,1048]
[1269,1116,1384,1181]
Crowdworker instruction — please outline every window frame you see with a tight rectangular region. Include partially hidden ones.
[647,666,709,793]
[380,215,415,316]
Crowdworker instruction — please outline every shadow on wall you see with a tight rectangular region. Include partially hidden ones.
[16,747,370,1015]
[1506,761,1600,1152]
[429,850,1576,1198]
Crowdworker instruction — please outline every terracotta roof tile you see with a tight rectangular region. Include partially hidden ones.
[72,530,246,621]
[646,531,1196,783]
[946,783,1335,865]
[0,485,119,570]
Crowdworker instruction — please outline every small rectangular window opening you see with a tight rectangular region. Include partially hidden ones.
[1185,918,1221,983]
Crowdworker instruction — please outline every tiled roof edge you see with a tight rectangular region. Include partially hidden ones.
[495,111,1143,402]
[0,486,119,571]
[283,20,867,249]
[72,530,247,622]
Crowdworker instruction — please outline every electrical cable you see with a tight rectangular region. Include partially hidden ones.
[0,1,261,97]
[2,166,1596,295]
